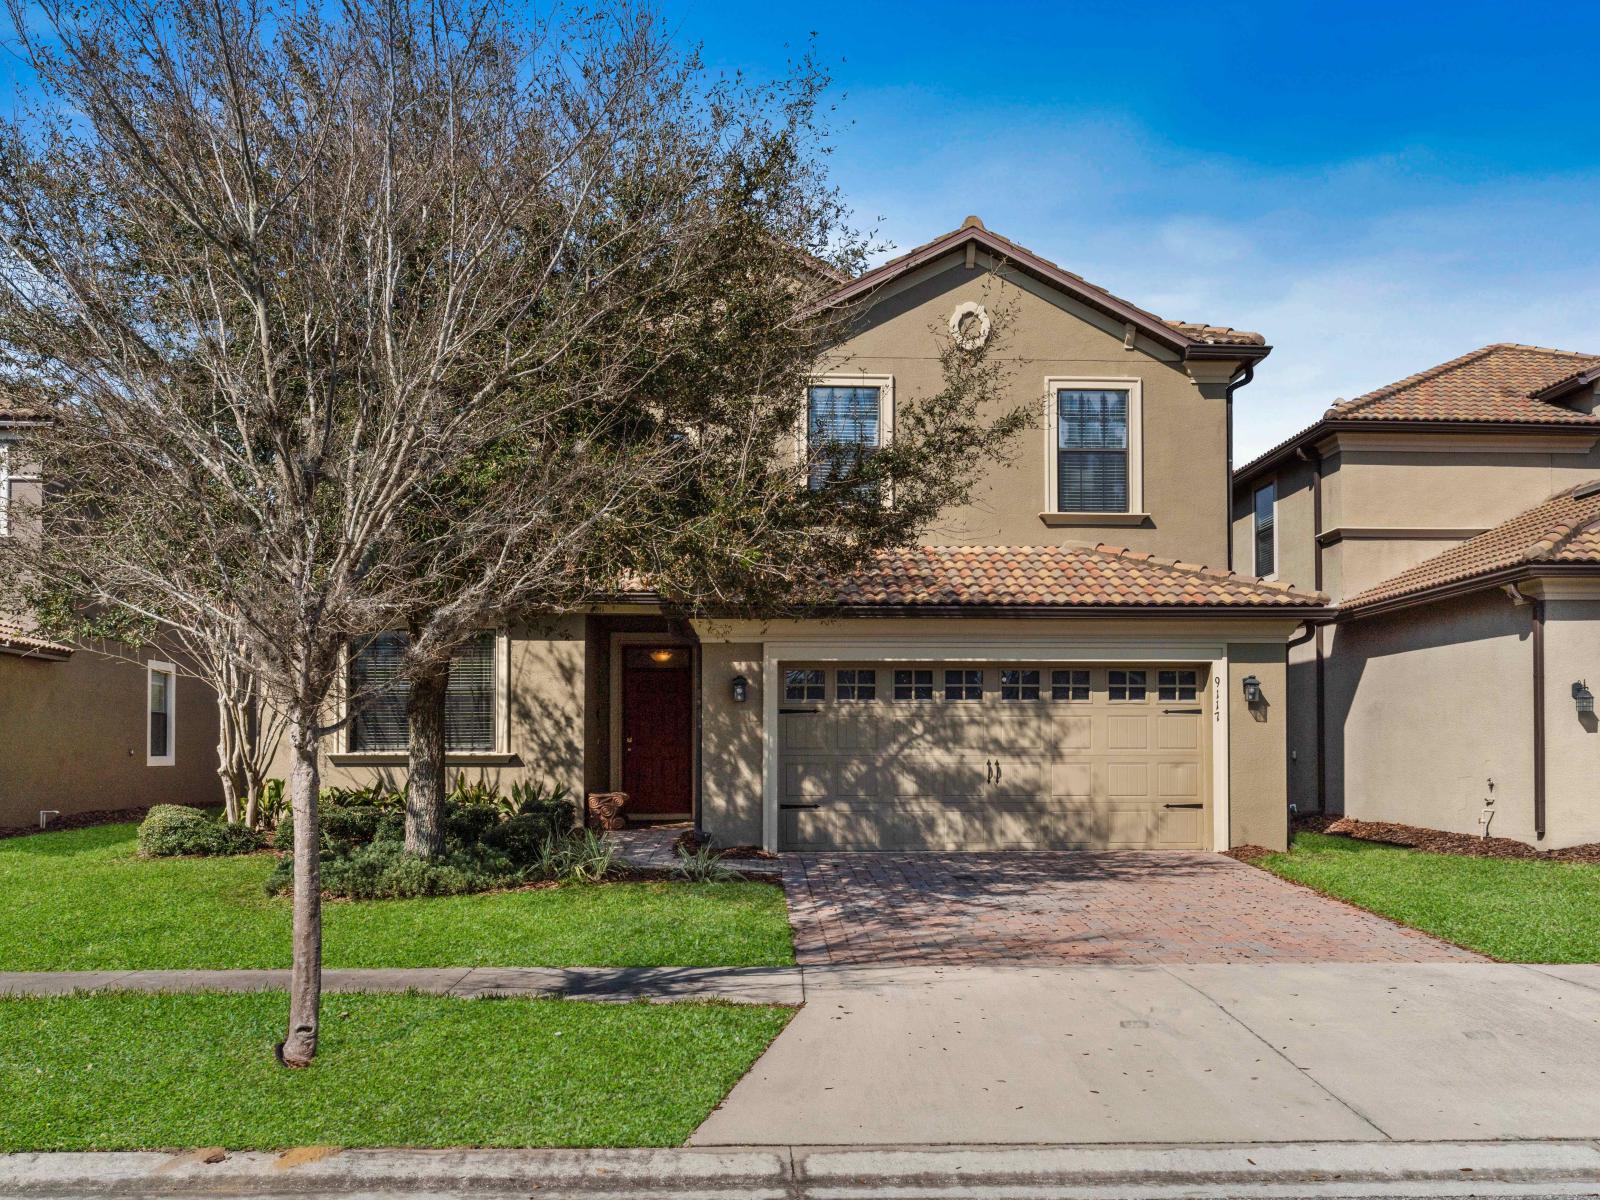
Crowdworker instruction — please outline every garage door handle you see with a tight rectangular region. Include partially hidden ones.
[1163,803,1204,809]
[986,759,993,783]
[1163,707,1203,714]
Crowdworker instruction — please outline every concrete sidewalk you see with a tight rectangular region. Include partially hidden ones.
[7,1141,1600,1198]
[0,965,803,1005]
[693,962,1600,1145]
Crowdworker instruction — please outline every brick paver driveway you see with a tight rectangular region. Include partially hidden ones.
[781,851,1480,965]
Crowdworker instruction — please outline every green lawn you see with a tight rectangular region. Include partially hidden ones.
[0,823,794,970]
[0,991,791,1149]
[1261,832,1600,962]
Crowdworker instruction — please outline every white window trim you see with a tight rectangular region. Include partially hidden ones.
[1043,376,1144,518]
[802,373,895,478]
[332,630,512,762]
[1253,480,1278,581]
[0,441,10,538]
[146,659,176,767]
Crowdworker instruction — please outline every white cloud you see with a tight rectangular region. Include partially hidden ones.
[827,108,1600,461]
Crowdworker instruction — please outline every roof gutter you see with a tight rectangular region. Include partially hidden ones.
[1337,561,1600,623]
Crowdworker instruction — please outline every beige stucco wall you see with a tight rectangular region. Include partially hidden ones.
[698,641,765,846]
[1228,642,1288,851]
[1539,597,1600,847]
[282,617,589,799]
[0,645,221,827]
[1330,592,1536,841]
[831,253,1236,563]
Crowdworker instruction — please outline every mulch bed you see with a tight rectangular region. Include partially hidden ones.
[1222,844,1272,864]
[1293,813,1600,863]
[671,829,778,862]
[0,806,157,841]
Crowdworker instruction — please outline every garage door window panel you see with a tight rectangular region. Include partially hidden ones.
[837,669,876,700]
[944,669,982,700]
[1109,670,1146,701]
[893,669,934,700]
[999,669,1040,701]
[784,669,825,702]
[1051,669,1090,701]
[1158,670,1198,702]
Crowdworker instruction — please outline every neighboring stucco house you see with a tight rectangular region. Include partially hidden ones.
[308,218,1327,853]
[0,398,220,829]
[1232,343,1600,848]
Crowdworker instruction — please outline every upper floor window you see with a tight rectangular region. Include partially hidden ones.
[147,660,175,766]
[1047,381,1142,515]
[807,379,889,490]
[1253,481,1277,578]
[349,631,497,753]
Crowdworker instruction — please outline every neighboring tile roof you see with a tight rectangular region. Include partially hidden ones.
[1343,482,1600,611]
[828,219,1267,355]
[830,544,1325,610]
[0,617,72,657]
[1327,344,1600,423]
[1236,343,1600,482]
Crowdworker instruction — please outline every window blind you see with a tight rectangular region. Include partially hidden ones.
[349,632,496,753]
[1253,482,1276,577]
[808,385,880,489]
[1057,390,1129,512]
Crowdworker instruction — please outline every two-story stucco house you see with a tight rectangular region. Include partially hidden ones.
[314,218,1327,854]
[0,395,220,829]
[1233,344,1600,849]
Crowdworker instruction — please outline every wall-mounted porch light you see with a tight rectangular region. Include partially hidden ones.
[731,674,749,704]
[1241,674,1263,705]
[1574,680,1594,715]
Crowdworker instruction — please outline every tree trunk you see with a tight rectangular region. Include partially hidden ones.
[404,659,450,858]
[216,692,242,824]
[279,708,322,1067]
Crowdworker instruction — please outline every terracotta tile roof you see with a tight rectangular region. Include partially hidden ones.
[1328,343,1600,423]
[1344,482,1600,611]
[830,543,1325,610]
[830,220,1267,354]
[1236,343,1600,482]
[0,617,72,657]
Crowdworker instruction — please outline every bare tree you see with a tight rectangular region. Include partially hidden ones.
[0,0,1028,1064]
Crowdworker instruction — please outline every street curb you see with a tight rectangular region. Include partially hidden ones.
[6,1141,1600,1198]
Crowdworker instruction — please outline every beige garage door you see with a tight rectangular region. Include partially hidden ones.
[778,662,1210,851]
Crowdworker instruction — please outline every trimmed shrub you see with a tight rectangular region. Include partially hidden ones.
[264,839,513,899]
[138,805,262,858]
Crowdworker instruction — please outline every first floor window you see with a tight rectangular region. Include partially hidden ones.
[944,669,982,701]
[1051,669,1090,701]
[1000,669,1040,700]
[349,631,497,752]
[1057,388,1129,512]
[1253,481,1277,577]
[1109,669,1146,702]
[893,669,934,700]
[837,669,876,701]
[1159,670,1199,702]
[784,668,825,702]
[147,661,175,765]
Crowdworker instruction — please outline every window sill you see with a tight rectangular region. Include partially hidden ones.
[1039,511,1152,527]
[328,752,519,767]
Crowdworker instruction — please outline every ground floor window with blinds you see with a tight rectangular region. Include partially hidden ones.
[1056,388,1129,512]
[348,632,497,752]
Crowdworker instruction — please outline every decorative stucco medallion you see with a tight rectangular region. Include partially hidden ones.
[948,300,991,350]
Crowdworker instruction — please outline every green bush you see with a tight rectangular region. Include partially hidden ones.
[264,838,513,899]
[137,805,262,858]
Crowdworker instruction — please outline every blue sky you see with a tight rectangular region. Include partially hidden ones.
[674,0,1600,460]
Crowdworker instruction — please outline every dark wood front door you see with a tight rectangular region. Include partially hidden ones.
[621,646,694,817]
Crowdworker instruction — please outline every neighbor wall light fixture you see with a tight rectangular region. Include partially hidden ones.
[1574,680,1594,715]
[1242,674,1263,704]
[731,674,749,704]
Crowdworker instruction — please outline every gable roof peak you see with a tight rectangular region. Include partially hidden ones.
[824,220,1268,358]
